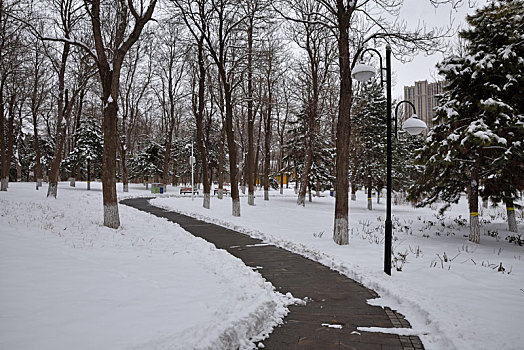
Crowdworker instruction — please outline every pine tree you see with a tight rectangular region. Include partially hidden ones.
[461,0,524,233]
[409,0,524,242]
[283,108,335,201]
[352,81,387,210]
[129,140,165,183]
[62,117,104,189]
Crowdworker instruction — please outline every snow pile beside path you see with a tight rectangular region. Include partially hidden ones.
[0,182,297,350]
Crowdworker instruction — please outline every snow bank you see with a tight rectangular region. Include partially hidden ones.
[0,182,297,349]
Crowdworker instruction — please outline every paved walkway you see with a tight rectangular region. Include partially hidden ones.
[121,197,424,350]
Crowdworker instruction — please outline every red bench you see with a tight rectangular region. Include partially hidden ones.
[180,187,199,195]
[214,188,230,196]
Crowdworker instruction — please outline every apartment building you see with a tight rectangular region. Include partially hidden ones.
[403,80,445,129]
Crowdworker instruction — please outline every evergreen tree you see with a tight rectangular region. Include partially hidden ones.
[62,117,104,185]
[129,140,165,182]
[352,81,387,209]
[462,0,524,233]
[409,0,524,242]
[283,108,335,200]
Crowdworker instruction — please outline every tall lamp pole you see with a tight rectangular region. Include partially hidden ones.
[352,45,427,275]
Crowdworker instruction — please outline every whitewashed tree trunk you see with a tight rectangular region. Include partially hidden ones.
[507,208,517,233]
[368,197,372,210]
[279,185,283,195]
[333,216,349,245]
[123,183,128,192]
[506,200,517,233]
[351,192,356,200]
[37,178,43,188]
[69,177,75,187]
[203,193,210,209]
[297,192,305,206]
[217,188,224,199]
[469,215,480,243]
[1,177,8,191]
[232,198,240,217]
[47,182,58,198]
[482,198,488,208]
[468,165,480,244]
[248,194,255,206]
[264,189,269,201]
[103,203,120,228]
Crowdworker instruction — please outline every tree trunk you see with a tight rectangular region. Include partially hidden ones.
[468,177,480,244]
[47,89,69,198]
[333,1,354,245]
[218,127,225,199]
[246,20,255,207]
[47,38,71,198]
[101,93,120,228]
[224,85,240,216]
[505,198,517,233]
[367,176,372,210]
[195,35,210,209]
[32,96,43,190]
[87,159,91,190]
[351,183,357,201]
[264,101,272,201]
[297,148,313,206]
[0,87,15,191]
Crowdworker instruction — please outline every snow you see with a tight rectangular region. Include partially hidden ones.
[152,188,524,350]
[0,182,298,350]
[108,95,113,103]
[2,182,523,350]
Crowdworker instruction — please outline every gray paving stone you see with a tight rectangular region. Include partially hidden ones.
[121,198,424,350]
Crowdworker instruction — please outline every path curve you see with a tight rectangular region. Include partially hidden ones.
[121,197,424,350]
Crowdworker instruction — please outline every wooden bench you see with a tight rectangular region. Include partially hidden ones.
[214,188,230,196]
[180,187,199,195]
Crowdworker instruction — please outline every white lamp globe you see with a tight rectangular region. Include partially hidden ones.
[351,63,376,82]
[402,115,427,135]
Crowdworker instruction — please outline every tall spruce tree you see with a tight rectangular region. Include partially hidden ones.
[62,117,104,189]
[462,0,524,233]
[409,0,524,242]
[352,81,387,210]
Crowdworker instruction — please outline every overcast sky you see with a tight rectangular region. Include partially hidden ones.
[392,0,487,98]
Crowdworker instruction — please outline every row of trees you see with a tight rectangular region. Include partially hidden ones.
[409,0,524,240]
[4,0,515,245]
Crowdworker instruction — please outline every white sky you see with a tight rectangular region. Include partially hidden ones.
[392,0,487,98]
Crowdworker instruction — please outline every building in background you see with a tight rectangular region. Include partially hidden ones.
[403,80,445,130]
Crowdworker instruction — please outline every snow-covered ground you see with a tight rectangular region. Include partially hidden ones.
[152,185,524,350]
[0,182,297,350]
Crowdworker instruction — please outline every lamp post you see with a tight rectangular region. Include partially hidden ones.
[352,45,426,275]
[186,143,195,201]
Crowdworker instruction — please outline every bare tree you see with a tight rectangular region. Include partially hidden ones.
[175,0,245,216]
[84,0,157,227]
[1,0,28,191]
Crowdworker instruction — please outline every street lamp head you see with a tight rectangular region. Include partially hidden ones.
[402,115,427,135]
[351,63,376,82]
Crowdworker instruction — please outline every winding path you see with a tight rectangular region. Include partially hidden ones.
[121,197,424,350]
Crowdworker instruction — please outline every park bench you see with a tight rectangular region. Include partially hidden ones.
[213,188,230,196]
[180,187,198,195]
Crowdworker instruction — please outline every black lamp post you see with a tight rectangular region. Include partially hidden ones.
[352,45,426,275]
